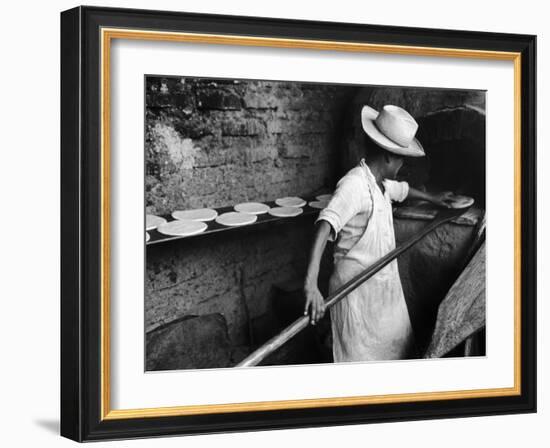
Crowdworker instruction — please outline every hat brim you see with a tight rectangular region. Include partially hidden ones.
[361,105,425,157]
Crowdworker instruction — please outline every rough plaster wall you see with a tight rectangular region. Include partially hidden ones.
[146,217,317,347]
[365,86,485,118]
[395,220,478,352]
[145,77,356,215]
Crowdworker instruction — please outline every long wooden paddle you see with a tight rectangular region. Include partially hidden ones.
[235,206,471,367]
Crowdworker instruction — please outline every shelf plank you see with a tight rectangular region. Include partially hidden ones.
[146,200,322,246]
[146,200,482,246]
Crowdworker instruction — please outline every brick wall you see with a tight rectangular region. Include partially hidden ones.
[145,77,356,215]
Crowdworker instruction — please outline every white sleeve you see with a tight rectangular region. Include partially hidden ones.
[315,175,369,241]
[383,179,409,203]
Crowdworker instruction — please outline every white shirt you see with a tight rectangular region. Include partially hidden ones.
[316,161,415,361]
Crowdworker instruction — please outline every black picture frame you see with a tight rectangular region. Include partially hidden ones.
[61,5,536,442]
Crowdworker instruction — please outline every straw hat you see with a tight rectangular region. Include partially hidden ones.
[361,104,425,157]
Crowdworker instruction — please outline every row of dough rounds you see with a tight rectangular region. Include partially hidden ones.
[146,194,332,238]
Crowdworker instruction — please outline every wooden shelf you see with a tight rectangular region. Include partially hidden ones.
[146,200,483,247]
[146,200,321,246]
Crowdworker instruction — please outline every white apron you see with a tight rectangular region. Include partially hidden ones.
[330,162,415,362]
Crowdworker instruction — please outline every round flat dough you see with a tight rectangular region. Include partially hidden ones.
[309,200,329,209]
[146,214,167,231]
[172,208,218,222]
[146,232,150,242]
[157,220,207,237]
[234,202,270,215]
[316,194,332,202]
[268,206,304,218]
[216,212,258,227]
[447,195,475,209]
[275,196,306,208]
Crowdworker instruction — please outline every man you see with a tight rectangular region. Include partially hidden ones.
[304,104,454,362]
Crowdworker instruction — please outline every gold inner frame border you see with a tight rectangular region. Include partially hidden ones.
[99,27,522,421]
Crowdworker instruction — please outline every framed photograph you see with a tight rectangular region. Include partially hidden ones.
[60,6,536,442]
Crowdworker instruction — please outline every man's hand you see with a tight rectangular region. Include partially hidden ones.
[304,284,326,325]
[430,191,455,208]
[303,221,331,325]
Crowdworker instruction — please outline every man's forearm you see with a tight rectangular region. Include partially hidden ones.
[408,186,454,208]
[408,187,437,203]
[304,220,331,289]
